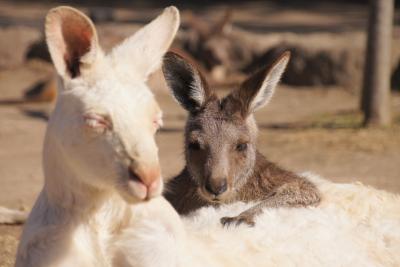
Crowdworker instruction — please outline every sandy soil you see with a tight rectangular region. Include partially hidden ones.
[0,2,399,266]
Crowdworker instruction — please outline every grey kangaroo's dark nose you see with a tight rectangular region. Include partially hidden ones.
[205,178,228,196]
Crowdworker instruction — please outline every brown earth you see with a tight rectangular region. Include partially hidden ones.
[0,2,399,266]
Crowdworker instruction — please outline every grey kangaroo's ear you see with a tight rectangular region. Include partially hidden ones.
[225,51,290,117]
[162,51,213,113]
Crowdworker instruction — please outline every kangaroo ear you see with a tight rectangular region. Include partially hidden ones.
[209,8,233,37]
[186,11,210,40]
[110,6,180,81]
[228,51,290,117]
[45,6,100,79]
[162,52,213,113]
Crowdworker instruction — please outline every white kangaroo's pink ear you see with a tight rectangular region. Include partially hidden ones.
[45,6,101,79]
[110,6,180,80]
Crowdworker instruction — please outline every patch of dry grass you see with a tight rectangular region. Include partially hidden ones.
[0,226,20,267]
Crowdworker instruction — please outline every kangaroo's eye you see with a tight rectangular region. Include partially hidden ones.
[83,113,113,134]
[236,143,247,152]
[188,141,201,151]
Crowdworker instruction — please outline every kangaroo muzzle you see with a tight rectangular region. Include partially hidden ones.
[128,163,162,200]
[204,177,228,198]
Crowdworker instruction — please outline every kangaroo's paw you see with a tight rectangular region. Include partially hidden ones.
[220,213,255,227]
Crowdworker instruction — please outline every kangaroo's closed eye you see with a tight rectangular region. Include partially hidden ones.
[84,113,113,134]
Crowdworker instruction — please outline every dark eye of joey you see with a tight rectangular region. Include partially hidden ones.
[236,143,248,152]
[188,141,201,151]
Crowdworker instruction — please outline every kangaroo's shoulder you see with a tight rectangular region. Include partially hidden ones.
[252,151,320,194]
[241,151,307,192]
[165,168,193,191]
[165,168,209,214]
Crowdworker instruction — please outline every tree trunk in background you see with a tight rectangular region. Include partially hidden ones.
[361,0,394,127]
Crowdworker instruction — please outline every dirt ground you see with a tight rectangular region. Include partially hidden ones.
[0,1,399,266]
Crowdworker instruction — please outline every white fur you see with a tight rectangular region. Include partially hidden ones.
[15,6,180,267]
[109,8,179,81]
[118,173,400,267]
[0,207,28,224]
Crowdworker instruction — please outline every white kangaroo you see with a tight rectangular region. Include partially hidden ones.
[15,6,179,267]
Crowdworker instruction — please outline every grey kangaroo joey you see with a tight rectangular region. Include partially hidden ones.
[162,51,321,227]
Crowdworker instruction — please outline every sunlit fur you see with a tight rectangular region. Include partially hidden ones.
[115,173,400,267]
[15,6,180,266]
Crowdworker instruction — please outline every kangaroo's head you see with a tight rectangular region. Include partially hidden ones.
[44,6,179,203]
[162,51,289,202]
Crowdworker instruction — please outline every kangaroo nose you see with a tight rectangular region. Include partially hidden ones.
[129,164,162,199]
[131,163,160,186]
[205,178,228,196]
